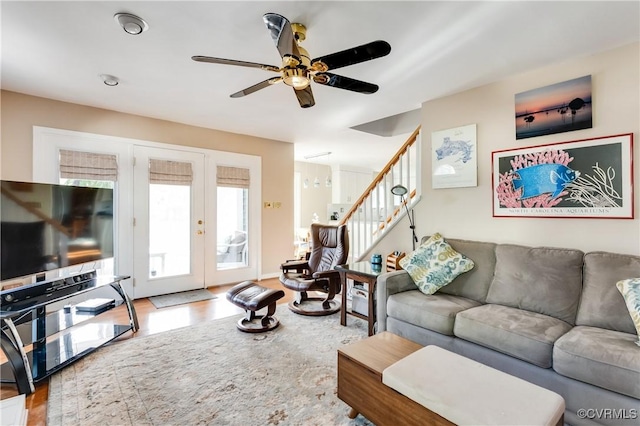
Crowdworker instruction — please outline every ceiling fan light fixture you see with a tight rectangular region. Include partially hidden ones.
[192,13,391,107]
[282,68,310,90]
[114,13,149,35]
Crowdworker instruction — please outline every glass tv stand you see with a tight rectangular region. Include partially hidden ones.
[0,273,138,395]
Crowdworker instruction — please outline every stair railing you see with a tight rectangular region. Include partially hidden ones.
[339,126,421,261]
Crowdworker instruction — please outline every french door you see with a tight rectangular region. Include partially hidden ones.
[33,127,262,299]
[132,146,205,298]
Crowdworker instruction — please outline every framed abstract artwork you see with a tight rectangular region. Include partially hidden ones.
[515,75,592,140]
[432,124,477,189]
[492,133,633,218]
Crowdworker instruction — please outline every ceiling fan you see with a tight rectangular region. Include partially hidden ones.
[192,13,391,108]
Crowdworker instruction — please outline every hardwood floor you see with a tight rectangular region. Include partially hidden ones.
[1,278,295,426]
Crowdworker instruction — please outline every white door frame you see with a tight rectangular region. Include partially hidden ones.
[32,126,262,297]
[132,146,206,298]
[207,151,261,286]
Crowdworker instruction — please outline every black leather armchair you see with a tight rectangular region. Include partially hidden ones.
[280,223,349,315]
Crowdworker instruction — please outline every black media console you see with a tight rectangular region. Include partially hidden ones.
[0,271,138,394]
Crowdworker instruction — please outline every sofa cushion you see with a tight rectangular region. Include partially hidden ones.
[436,238,497,304]
[399,233,475,296]
[387,290,481,336]
[486,244,584,324]
[616,278,640,345]
[454,304,572,368]
[575,252,640,335]
[382,345,565,426]
[553,325,640,399]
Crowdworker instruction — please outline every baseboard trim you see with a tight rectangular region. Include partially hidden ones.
[260,272,280,280]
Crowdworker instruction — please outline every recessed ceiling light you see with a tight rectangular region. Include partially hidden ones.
[100,74,119,86]
[114,13,149,35]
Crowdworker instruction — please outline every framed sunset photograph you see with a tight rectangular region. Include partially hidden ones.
[515,75,592,140]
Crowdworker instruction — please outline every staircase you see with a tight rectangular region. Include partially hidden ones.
[339,126,421,261]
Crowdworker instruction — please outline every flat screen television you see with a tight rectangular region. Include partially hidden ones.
[1,180,114,282]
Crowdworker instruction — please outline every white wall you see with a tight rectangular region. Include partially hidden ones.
[294,161,333,228]
[372,42,640,257]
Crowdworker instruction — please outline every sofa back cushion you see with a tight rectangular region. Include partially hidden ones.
[486,244,584,324]
[575,251,640,334]
[436,238,497,304]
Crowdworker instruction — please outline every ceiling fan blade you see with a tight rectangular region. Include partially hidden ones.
[311,40,391,71]
[263,13,301,60]
[230,77,283,98]
[313,73,379,94]
[294,86,315,108]
[192,56,280,72]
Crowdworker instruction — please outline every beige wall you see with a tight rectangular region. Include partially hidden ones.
[373,42,640,257]
[0,90,294,276]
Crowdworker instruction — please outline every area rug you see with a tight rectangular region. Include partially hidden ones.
[148,289,216,308]
[47,309,373,425]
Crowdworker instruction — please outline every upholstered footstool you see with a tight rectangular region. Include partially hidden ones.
[226,281,285,333]
[383,345,565,426]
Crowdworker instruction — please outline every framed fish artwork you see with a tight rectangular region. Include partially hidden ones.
[492,133,633,218]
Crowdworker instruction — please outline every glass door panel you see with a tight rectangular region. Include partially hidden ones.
[216,186,248,270]
[149,184,191,278]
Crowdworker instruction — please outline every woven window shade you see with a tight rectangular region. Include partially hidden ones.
[59,149,118,181]
[217,166,250,188]
[149,159,193,185]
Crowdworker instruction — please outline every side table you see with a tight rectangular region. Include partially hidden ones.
[335,261,383,336]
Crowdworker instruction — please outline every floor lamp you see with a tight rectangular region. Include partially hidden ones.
[391,184,418,251]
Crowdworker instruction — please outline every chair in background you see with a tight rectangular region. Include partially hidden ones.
[217,230,247,265]
[293,227,310,259]
[280,223,349,316]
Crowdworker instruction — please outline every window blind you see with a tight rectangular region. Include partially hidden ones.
[59,149,118,181]
[217,166,250,188]
[149,159,193,185]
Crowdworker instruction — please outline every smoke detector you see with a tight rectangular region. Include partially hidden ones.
[114,13,149,35]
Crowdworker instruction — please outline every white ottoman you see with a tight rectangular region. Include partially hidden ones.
[382,345,565,426]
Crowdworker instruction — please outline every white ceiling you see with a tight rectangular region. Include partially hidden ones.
[2,1,639,170]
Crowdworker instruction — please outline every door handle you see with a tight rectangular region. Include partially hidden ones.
[196,230,204,235]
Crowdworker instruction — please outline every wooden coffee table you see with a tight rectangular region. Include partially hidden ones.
[337,332,454,426]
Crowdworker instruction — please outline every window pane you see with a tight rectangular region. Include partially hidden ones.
[60,178,114,189]
[149,184,191,278]
[217,187,248,270]
[59,179,115,276]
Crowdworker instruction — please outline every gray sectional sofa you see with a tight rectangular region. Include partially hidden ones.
[376,237,640,426]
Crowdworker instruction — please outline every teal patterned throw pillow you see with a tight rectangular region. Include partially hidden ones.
[616,278,640,347]
[399,233,475,295]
